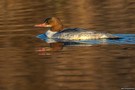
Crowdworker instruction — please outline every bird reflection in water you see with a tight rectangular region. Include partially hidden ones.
[36,42,64,55]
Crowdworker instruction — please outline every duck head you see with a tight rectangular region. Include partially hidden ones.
[35,17,63,32]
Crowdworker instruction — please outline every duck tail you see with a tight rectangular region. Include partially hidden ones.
[108,35,121,40]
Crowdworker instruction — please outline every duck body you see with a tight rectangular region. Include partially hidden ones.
[35,17,119,41]
[52,28,117,40]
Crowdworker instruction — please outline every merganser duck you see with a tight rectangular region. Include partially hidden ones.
[35,17,119,40]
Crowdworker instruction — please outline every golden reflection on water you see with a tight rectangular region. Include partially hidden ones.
[0,0,135,90]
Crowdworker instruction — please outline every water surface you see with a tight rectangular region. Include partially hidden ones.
[0,0,135,90]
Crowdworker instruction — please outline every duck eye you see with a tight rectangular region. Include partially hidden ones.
[44,17,52,24]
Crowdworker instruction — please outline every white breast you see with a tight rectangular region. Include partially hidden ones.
[45,30,57,38]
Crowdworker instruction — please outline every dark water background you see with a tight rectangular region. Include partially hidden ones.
[0,0,135,90]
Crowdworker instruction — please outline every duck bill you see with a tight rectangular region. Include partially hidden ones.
[34,23,47,27]
[35,23,52,28]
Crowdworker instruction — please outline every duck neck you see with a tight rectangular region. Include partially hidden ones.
[45,30,57,38]
[51,24,63,32]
